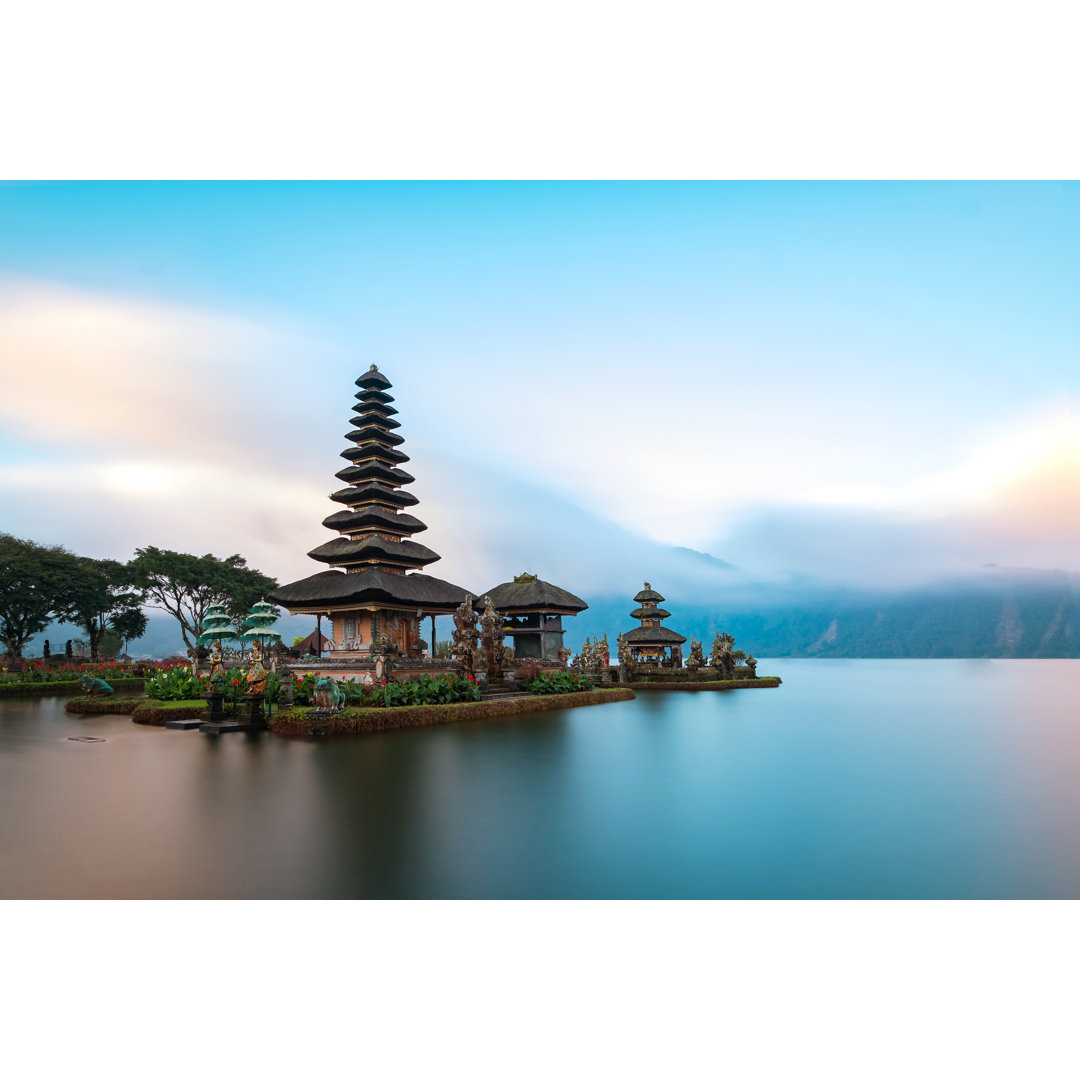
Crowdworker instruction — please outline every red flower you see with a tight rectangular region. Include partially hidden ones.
[381,680,387,685]
[232,679,239,686]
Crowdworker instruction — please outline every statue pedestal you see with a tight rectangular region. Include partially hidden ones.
[204,691,227,723]
[200,692,267,734]
[243,693,267,727]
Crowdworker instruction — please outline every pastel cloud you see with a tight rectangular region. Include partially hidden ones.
[0,276,1074,598]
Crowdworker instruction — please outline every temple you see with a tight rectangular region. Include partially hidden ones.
[475,574,587,662]
[270,365,472,659]
[622,582,686,667]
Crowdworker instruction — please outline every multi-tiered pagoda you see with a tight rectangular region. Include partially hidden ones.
[623,582,686,666]
[270,365,472,658]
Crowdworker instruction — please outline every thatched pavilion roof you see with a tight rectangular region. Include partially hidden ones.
[474,575,588,615]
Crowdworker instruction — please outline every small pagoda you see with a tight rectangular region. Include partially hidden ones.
[475,573,588,663]
[269,365,473,661]
[622,582,687,667]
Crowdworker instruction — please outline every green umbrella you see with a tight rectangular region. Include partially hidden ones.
[197,602,239,645]
[239,599,282,649]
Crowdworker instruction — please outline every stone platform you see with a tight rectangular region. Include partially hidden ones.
[199,719,268,735]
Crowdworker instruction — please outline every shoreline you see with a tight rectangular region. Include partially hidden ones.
[269,687,636,737]
[630,677,781,691]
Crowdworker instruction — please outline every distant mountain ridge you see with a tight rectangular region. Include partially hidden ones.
[20,562,1076,662]
[570,568,1077,659]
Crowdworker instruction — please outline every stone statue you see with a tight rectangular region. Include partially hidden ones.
[479,596,506,676]
[686,638,704,670]
[596,633,610,672]
[710,631,737,679]
[580,637,594,673]
[451,594,479,676]
[557,645,570,667]
[312,676,346,711]
[206,640,225,689]
[246,640,267,695]
[745,654,758,678]
[79,674,113,697]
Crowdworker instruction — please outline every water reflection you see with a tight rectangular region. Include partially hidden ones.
[1,661,1078,898]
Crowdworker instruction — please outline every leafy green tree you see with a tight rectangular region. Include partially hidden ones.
[127,546,278,654]
[0,534,74,659]
[111,606,150,657]
[55,556,147,661]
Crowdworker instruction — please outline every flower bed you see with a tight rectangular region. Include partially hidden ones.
[525,669,596,695]
[269,687,635,737]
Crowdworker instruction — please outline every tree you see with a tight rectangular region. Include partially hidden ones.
[111,606,149,657]
[0,534,74,659]
[127,547,278,654]
[54,556,148,662]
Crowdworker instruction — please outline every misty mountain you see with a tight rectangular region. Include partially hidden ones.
[570,567,1077,658]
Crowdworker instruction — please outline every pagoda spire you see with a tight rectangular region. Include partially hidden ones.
[306,365,441,574]
[270,366,473,656]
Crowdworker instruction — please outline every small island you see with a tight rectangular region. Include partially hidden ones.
[44,365,778,736]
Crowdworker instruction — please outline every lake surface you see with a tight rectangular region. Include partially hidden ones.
[2,660,1078,898]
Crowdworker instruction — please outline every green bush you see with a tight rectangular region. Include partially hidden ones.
[527,671,596,695]
[369,673,482,707]
[145,666,202,701]
[288,672,482,708]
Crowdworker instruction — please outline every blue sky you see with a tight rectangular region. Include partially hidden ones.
[0,181,1076,594]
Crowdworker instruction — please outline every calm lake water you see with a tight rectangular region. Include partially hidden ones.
[2,659,1078,898]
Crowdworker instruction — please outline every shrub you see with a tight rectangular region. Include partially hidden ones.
[527,670,595,695]
[145,665,202,701]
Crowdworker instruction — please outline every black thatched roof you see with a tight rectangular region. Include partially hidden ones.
[355,387,393,403]
[355,365,392,390]
[306,536,440,567]
[270,568,472,612]
[334,463,415,486]
[633,582,666,602]
[340,444,410,465]
[474,577,588,614]
[351,401,398,418]
[624,625,687,645]
[330,483,419,509]
[350,411,401,430]
[344,425,405,447]
[321,507,428,534]
[630,606,671,620]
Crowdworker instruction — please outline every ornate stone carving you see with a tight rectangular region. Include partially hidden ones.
[710,631,737,679]
[596,633,610,672]
[479,595,506,676]
[312,676,346,711]
[686,637,704,670]
[579,636,594,674]
[451,594,480,676]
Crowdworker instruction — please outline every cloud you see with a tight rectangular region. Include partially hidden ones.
[1,276,1073,599]
[0,276,326,468]
[0,277,334,575]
